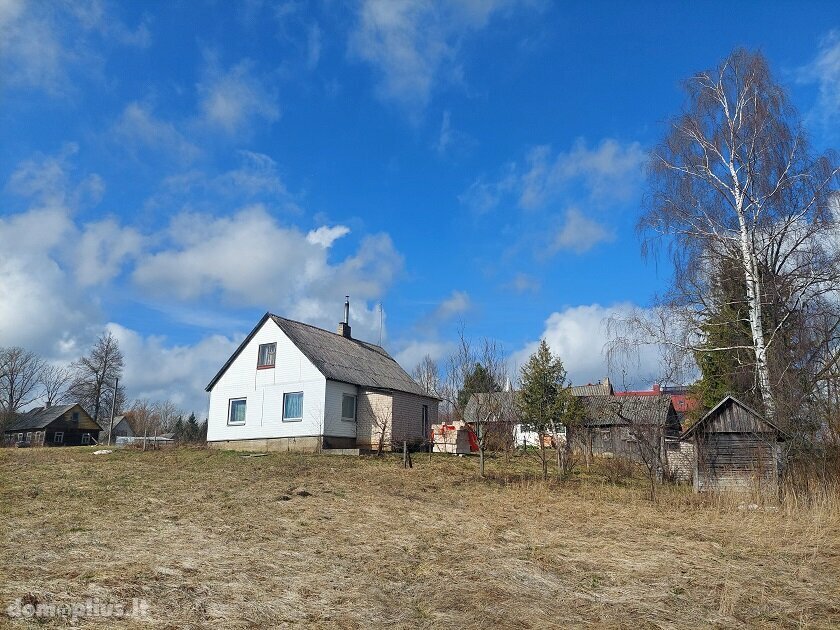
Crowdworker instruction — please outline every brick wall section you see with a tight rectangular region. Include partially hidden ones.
[356,389,394,450]
[356,389,439,450]
[391,391,438,446]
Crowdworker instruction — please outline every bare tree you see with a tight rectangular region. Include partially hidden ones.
[69,331,124,424]
[0,347,45,429]
[130,399,159,451]
[446,331,508,478]
[636,48,840,422]
[412,355,442,398]
[39,364,73,407]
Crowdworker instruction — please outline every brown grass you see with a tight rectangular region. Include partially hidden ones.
[1,447,839,628]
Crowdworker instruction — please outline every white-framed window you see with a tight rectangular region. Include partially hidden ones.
[283,392,303,422]
[53,432,64,444]
[17,433,23,442]
[341,394,356,422]
[81,433,91,445]
[25,432,32,442]
[257,342,277,369]
[228,398,247,425]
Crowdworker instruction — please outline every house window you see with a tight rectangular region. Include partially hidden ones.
[17,433,23,442]
[25,432,32,442]
[53,432,64,444]
[283,392,303,421]
[257,343,277,369]
[81,433,91,445]
[72,411,80,423]
[228,398,247,425]
[341,394,356,422]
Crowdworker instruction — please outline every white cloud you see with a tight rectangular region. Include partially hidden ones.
[75,219,144,287]
[509,304,663,389]
[307,225,351,248]
[519,139,646,210]
[113,102,200,163]
[0,0,149,95]
[348,0,532,114]
[107,323,239,415]
[798,30,840,133]
[433,290,471,320]
[553,208,614,254]
[197,57,280,134]
[507,273,540,294]
[394,340,454,372]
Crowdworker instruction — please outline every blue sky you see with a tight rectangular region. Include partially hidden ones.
[1,1,838,414]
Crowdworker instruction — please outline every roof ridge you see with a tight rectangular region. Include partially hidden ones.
[270,314,386,351]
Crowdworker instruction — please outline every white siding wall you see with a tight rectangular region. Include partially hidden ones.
[324,380,359,438]
[207,319,327,442]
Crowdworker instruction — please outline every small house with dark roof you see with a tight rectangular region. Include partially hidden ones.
[205,300,439,452]
[570,395,681,463]
[680,395,788,493]
[3,403,101,447]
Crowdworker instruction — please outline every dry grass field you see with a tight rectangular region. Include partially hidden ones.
[1,447,839,629]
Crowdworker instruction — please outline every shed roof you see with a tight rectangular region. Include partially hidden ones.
[569,381,614,397]
[205,313,431,398]
[579,395,675,427]
[4,404,100,432]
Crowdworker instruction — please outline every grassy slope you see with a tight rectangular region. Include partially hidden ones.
[1,447,839,629]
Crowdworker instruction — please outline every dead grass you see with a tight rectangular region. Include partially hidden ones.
[1,447,839,628]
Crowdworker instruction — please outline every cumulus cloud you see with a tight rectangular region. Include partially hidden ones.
[108,323,240,414]
[348,0,533,114]
[132,206,401,316]
[307,225,351,248]
[75,218,144,287]
[798,30,840,135]
[197,57,280,134]
[432,290,471,320]
[509,304,664,389]
[0,148,406,410]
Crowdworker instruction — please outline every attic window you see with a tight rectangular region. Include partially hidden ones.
[257,343,276,369]
[71,411,79,423]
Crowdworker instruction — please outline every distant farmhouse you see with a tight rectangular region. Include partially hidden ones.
[205,301,439,452]
[3,404,101,447]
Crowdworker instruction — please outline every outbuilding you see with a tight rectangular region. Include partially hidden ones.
[681,395,788,493]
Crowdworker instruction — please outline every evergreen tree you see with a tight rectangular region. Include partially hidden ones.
[457,363,501,410]
[185,412,199,442]
[519,340,579,479]
[174,415,185,442]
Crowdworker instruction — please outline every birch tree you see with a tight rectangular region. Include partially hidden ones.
[635,48,839,421]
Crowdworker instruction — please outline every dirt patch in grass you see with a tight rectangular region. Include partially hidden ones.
[1,447,838,628]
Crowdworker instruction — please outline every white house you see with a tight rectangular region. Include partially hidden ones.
[205,302,439,452]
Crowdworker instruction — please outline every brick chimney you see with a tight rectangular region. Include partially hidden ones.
[652,383,661,394]
[337,296,352,338]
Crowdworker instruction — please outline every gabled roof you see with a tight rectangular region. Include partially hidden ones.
[4,404,100,432]
[680,394,787,440]
[205,312,430,398]
[579,395,675,428]
[569,381,614,397]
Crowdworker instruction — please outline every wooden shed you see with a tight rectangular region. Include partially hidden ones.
[681,395,787,493]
